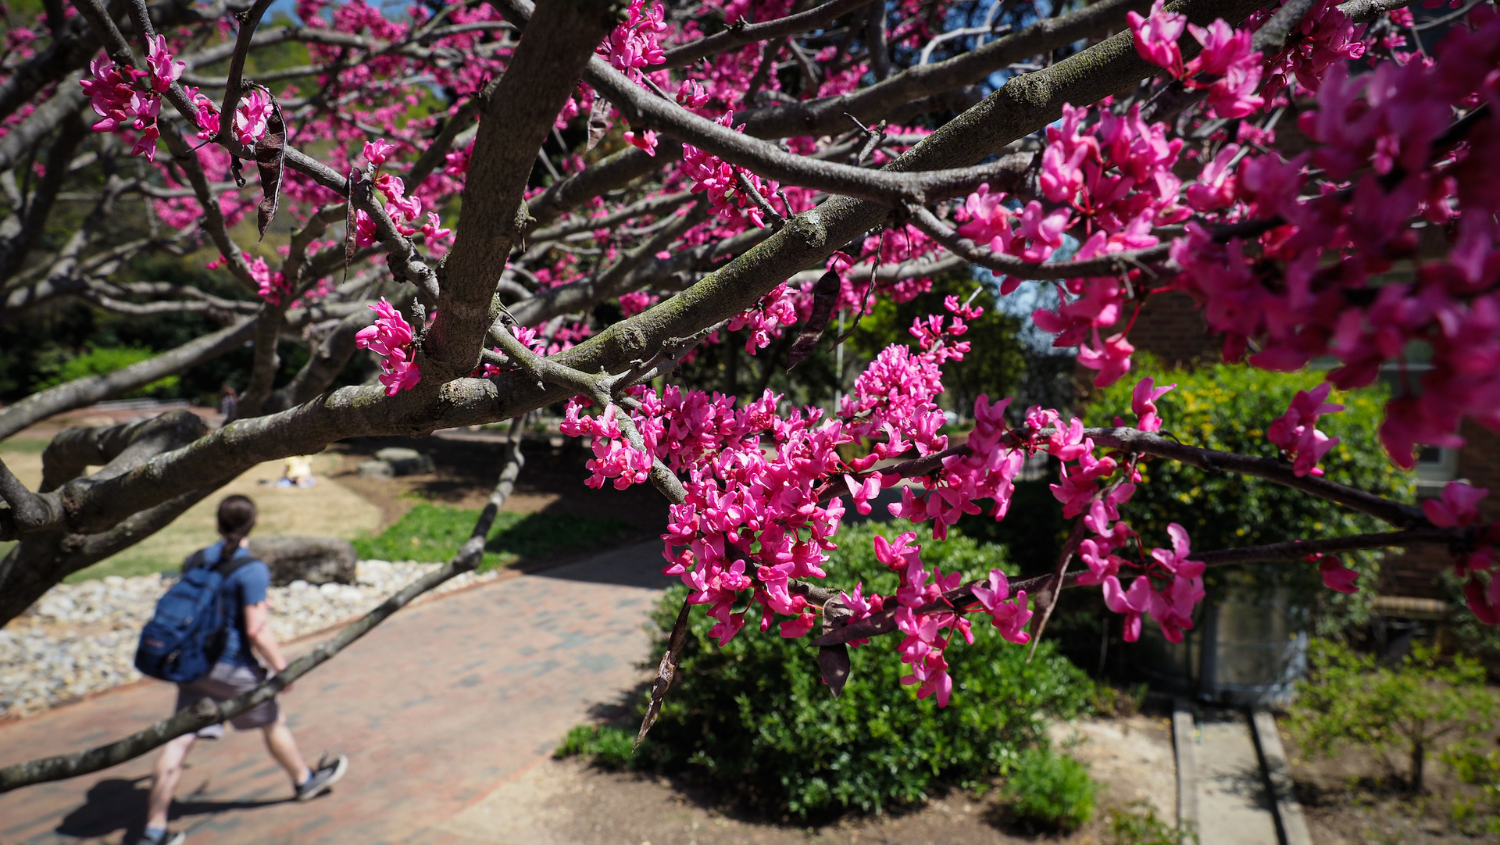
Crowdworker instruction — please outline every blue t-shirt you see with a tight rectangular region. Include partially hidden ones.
[195,541,270,668]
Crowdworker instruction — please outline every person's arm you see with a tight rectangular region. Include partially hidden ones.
[244,601,295,692]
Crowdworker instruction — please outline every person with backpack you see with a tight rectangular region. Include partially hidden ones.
[135,495,348,845]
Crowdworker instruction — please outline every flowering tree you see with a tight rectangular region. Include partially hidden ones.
[2,0,1499,791]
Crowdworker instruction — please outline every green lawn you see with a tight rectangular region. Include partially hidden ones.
[352,504,639,570]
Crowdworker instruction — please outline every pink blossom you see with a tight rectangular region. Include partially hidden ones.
[1319,558,1360,593]
[233,88,273,146]
[355,298,421,396]
[1131,376,1175,432]
[624,129,658,156]
[363,138,398,167]
[1267,383,1344,477]
[1150,524,1206,579]
[1127,0,1187,78]
[1077,332,1135,387]
[602,0,667,80]
[144,35,185,92]
[1423,481,1488,528]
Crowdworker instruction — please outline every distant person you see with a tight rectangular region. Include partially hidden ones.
[277,455,316,488]
[138,495,347,845]
[218,385,238,424]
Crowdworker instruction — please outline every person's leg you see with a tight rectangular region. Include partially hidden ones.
[146,733,196,831]
[262,713,311,787]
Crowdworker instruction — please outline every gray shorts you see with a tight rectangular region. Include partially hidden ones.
[174,661,281,738]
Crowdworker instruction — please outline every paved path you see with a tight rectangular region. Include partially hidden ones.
[0,544,672,845]
[1193,708,1281,845]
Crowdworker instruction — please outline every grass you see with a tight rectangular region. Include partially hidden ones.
[351,503,638,570]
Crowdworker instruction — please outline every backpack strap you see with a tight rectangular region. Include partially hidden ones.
[212,545,261,578]
[182,548,210,573]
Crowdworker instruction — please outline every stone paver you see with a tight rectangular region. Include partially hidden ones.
[1194,708,1280,845]
[0,543,671,845]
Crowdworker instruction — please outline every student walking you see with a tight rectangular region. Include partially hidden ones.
[137,495,347,845]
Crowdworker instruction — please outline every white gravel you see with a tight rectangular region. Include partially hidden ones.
[0,561,499,720]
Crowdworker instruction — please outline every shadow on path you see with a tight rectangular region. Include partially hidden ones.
[54,775,290,841]
[528,542,677,590]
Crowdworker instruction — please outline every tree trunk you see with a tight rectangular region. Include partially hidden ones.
[1411,738,1425,793]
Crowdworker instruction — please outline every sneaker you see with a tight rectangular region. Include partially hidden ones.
[134,831,185,845]
[295,753,348,801]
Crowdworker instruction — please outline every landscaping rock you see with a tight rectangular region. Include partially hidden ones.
[247,536,358,586]
[357,459,394,478]
[0,559,500,719]
[373,447,435,475]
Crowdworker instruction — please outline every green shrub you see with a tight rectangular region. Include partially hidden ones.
[37,346,180,397]
[1083,359,1412,632]
[1002,748,1097,831]
[1107,802,1196,845]
[1444,742,1500,835]
[352,503,635,569]
[626,522,1095,821]
[1287,639,1498,792]
[556,725,638,770]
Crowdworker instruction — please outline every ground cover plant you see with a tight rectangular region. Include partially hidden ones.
[351,503,635,570]
[1000,748,1098,832]
[2,0,1500,808]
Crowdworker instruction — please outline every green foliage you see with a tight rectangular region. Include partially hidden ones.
[1083,359,1412,630]
[618,522,1094,821]
[351,504,635,570]
[1107,802,1197,845]
[1443,741,1500,835]
[1001,748,1097,831]
[35,346,180,397]
[1287,639,1499,792]
[555,725,639,770]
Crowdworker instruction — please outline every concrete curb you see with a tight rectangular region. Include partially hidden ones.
[1249,709,1314,845]
[1172,697,1199,833]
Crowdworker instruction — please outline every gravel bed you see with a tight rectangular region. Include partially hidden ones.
[0,560,499,720]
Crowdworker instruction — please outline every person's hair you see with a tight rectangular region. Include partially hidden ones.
[217,495,257,547]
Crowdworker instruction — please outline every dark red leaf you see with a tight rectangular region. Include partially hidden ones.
[637,597,691,750]
[586,95,611,153]
[254,95,285,242]
[817,645,851,698]
[786,269,841,370]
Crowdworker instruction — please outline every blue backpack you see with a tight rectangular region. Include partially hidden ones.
[134,545,258,683]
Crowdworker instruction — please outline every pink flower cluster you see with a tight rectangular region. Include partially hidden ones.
[726,282,799,351]
[1421,482,1500,624]
[80,36,185,162]
[1019,102,1190,387]
[1266,383,1344,477]
[1262,0,1368,98]
[355,297,421,395]
[681,114,783,227]
[1168,9,1500,469]
[1100,524,1206,643]
[1127,1,1264,117]
[247,256,289,305]
[601,0,667,81]
[349,140,451,253]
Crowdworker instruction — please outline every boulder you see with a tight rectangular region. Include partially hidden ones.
[357,459,394,479]
[247,536,358,586]
[373,447,435,476]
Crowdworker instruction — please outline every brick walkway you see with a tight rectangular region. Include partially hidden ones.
[0,544,672,845]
